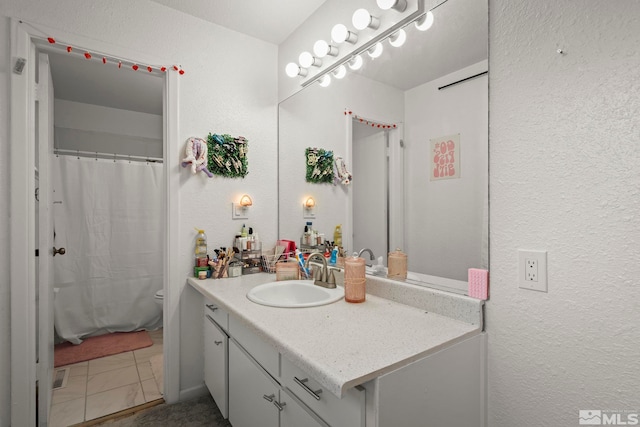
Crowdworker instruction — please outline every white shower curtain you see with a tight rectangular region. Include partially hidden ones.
[52,156,163,344]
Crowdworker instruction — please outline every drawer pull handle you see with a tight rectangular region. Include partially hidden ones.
[294,376,322,401]
[263,394,275,402]
[273,401,286,411]
[214,340,223,345]
[205,304,218,312]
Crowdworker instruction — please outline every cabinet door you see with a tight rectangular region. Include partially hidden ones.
[204,314,228,418]
[229,340,279,427]
[280,388,329,427]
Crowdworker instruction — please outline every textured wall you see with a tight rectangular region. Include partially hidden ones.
[488,1,640,426]
[0,0,277,421]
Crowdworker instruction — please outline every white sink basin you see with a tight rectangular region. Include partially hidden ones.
[247,280,344,308]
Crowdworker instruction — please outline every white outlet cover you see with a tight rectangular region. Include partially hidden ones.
[518,250,548,292]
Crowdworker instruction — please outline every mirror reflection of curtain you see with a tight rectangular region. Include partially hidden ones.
[352,123,388,264]
[52,156,163,344]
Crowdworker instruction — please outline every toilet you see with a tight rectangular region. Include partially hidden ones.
[154,289,164,311]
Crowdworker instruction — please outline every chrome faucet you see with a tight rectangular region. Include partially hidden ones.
[357,248,375,266]
[305,253,336,289]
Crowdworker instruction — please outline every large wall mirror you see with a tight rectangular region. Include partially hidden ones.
[278,0,488,294]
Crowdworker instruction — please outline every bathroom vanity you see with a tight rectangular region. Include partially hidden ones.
[189,273,486,427]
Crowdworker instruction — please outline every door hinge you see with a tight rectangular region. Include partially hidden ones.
[33,83,40,102]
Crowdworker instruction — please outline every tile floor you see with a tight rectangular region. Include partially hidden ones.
[49,329,164,427]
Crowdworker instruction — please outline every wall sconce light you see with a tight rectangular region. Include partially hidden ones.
[232,194,253,220]
[313,40,339,58]
[415,11,435,31]
[352,9,380,30]
[331,24,358,44]
[303,197,316,219]
[285,62,308,78]
[376,0,407,12]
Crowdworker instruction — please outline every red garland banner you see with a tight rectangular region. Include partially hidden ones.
[46,37,185,75]
[343,110,397,129]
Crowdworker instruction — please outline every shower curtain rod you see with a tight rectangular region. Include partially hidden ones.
[54,149,163,163]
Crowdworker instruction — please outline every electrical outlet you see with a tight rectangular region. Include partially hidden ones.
[518,250,547,292]
[525,258,538,281]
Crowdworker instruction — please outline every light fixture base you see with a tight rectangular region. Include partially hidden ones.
[303,204,316,219]
[232,202,249,220]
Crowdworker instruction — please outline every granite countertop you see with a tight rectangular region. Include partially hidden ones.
[188,273,483,398]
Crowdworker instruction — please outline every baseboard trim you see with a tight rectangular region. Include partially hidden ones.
[179,383,209,402]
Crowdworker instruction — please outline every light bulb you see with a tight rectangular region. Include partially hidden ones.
[415,11,434,31]
[367,42,384,59]
[333,65,347,79]
[352,8,379,30]
[348,55,363,70]
[331,24,357,44]
[299,51,321,68]
[389,29,406,47]
[313,40,338,58]
[376,0,407,12]
[319,75,331,87]
[285,62,307,78]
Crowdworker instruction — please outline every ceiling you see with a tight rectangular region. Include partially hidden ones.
[46,0,487,114]
[149,0,327,45]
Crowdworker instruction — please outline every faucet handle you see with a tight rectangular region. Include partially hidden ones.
[327,269,336,285]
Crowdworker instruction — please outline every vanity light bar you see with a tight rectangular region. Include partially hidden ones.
[294,0,451,88]
[301,1,426,88]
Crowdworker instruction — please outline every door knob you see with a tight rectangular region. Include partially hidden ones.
[53,247,66,256]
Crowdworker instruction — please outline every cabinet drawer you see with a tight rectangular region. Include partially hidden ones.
[281,357,365,427]
[204,300,228,331]
[229,316,279,379]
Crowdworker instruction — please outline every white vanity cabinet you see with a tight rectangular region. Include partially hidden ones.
[203,301,229,418]
[227,318,328,427]
[228,339,327,427]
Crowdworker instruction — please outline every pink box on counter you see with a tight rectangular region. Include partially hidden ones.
[468,268,489,300]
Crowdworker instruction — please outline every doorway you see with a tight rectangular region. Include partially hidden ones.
[10,20,180,427]
[47,47,164,426]
[352,121,389,264]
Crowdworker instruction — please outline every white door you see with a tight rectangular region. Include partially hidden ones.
[36,52,55,426]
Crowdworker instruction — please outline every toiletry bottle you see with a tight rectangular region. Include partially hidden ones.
[195,228,207,256]
[241,223,248,238]
[333,224,342,247]
[247,227,253,250]
[303,223,309,246]
[329,246,338,266]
